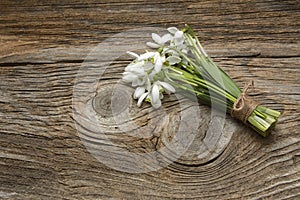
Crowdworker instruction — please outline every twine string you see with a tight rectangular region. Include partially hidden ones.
[231,80,260,124]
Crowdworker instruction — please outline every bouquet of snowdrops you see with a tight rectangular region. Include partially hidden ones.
[122,25,280,137]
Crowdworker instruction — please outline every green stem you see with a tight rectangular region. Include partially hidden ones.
[179,25,281,136]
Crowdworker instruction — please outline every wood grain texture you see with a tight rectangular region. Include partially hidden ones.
[0,0,299,199]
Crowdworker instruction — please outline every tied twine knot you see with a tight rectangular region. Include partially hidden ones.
[231,80,260,124]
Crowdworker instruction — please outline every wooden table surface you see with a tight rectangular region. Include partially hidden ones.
[1,0,299,199]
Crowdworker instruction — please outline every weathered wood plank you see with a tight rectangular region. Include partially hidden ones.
[0,0,299,199]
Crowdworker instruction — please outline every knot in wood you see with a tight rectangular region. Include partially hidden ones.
[92,87,129,118]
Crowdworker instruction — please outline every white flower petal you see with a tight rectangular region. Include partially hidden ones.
[125,61,144,71]
[143,62,154,71]
[161,33,172,43]
[146,42,161,48]
[151,98,161,109]
[127,51,139,58]
[174,30,183,38]
[174,37,184,46]
[152,33,162,44]
[159,81,176,93]
[154,54,162,72]
[166,56,181,65]
[137,92,149,107]
[167,27,179,34]
[174,31,184,45]
[134,87,146,99]
[122,73,137,82]
[138,52,155,61]
[155,60,162,72]
[126,66,145,75]
[151,83,160,104]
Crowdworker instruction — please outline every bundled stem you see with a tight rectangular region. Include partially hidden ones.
[167,25,280,136]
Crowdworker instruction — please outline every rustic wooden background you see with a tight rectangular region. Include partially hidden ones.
[1,0,299,199]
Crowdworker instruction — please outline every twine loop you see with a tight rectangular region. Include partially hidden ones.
[231,80,259,124]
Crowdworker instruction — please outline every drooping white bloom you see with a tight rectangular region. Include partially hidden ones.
[123,61,147,87]
[134,80,176,108]
[129,51,165,74]
[137,51,156,61]
[153,52,165,72]
[137,91,149,107]
[174,30,184,45]
[133,87,146,99]
[146,33,172,48]
[157,81,176,94]
[171,30,188,54]
[150,82,161,108]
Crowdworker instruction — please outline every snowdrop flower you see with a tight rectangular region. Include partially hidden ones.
[148,82,161,108]
[123,61,147,87]
[172,31,188,54]
[153,52,165,72]
[146,33,172,48]
[147,27,189,57]
[167,27,189,54]
[135,80,175,108]
[137,51,156,61]
[134,82,161,109]
[137,91,150,107]
[128,51,165,73]
[156,80,176,94]
[133,86,146,99]
[174,30,184,45]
